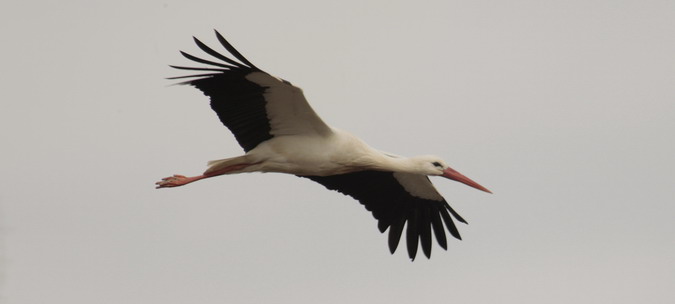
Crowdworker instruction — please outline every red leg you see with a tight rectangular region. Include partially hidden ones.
[155,174,206,188]
[155,163,254,189]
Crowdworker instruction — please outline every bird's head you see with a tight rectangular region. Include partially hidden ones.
[413,155,492,194]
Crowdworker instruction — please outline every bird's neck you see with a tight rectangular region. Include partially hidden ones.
[370,154,420,174]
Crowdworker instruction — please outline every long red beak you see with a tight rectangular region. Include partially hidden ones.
[442,167,492,194]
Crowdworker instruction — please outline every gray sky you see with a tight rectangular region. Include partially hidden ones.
[2,0,674,303]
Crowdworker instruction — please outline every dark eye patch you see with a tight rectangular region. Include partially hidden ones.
[432,161,442,168]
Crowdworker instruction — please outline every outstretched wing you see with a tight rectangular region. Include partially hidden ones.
[169,30,332,152]
[300,170,467,260]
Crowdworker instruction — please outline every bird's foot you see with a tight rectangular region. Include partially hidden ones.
[155,174,200,189]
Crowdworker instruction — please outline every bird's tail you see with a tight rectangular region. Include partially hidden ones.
[204,156,248,175]
[206,158,229,167]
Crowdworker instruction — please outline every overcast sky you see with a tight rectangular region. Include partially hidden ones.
[2,1,674,303]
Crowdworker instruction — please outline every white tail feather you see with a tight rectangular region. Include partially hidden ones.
[207,158,228,167]
[204,156,247,175]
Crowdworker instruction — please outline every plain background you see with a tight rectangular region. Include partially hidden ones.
[2,1,674,303]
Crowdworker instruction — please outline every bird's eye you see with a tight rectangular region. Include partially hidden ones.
[432,161,443,168]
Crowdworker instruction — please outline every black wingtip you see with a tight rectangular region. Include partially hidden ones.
[430,210,448,250]
[169,65,228,72]
[440,209,462,240]
[445,202,468,224]
[387,220,405,254]
[213,30,260,71]
[406,211,419,261]
[378,221,389,233]
[419,208,433,259]
[165,73,220,80]
[193,35,248,69]
[180,51,235,69]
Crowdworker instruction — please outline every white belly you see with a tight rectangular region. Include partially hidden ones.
[247,129,378,176]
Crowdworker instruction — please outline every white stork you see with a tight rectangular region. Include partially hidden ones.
[156,30,491,260]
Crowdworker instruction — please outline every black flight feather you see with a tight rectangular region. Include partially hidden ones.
[440,209,462,240]
[430,210,448,250]
[193,36,248,69]
[406,209,419,260]
[180,51,233,69]
[388,218,406,254]
[169,65,229,72]
[419,206,433,259]
[166,73,223,80]
[215,30,260,70]
[301,171,466,260]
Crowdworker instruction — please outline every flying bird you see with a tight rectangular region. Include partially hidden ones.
[156,30,491,260]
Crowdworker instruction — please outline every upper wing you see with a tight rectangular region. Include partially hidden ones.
[300,170,467,260]
[169,30,332,152]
